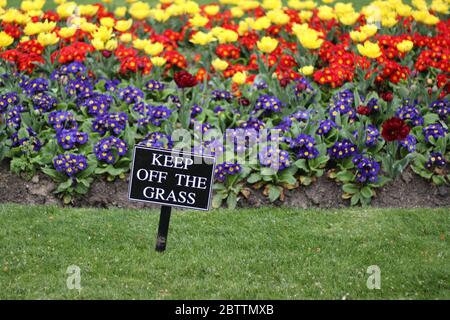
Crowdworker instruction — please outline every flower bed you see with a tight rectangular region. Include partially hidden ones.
[0,0,449,208]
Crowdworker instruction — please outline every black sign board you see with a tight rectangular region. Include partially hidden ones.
[128,146,215,251]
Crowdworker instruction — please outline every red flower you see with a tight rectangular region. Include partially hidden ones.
[357,105,371,116]
[381,117,410,142]
[174,70,197,88]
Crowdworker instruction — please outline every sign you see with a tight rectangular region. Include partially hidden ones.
[128,146,215,210]
[128,145,215,252]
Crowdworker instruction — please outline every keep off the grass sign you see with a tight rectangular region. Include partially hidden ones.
[128,145,215,251]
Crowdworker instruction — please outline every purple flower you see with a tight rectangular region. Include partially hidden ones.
[214,162,241,182]
[423,123,448,143]
[93,112,128,136]
[53,154,88,177]
[290,134,319,159]
[352,154,380,183]
[328,139,358,159]
[94,137,128,164]
[259,145,290,170]
[57,129,88,150]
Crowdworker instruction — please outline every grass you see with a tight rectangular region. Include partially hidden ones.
[0,204,449,299]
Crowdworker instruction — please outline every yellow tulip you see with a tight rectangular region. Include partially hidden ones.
[23,22,42,35]
[151,56,167,67]
[232,71,246,85]
[91,38,105,51]
[114,6,127,18]
[105,39,118,51]
[144,42,164,56]
[79,4,99,16]
[0,31,14,48]
[58,27,77,39]
[212,58,229,71]
[100,17,115,29]
[204,5,219,16]
[396,40,414,53]
[120,33,133,43]
[129,1,151,20]
[133,39,151,50]
[56,2,77,19]
[230,7,244,18]
[189,15,209,28]
[360,24,378,37]
[257,36,278,54]
[115,19,133,32]
[298,32,323,49]
[298,10,313,21]
[190,31,216,45]
[252,16,271,30]
[37,32,59,46]
[216,29,238,44]
[350,30,368,42]
[299,65,314,76]
[357,40,382,59]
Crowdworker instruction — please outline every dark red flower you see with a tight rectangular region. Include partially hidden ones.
[174,70,197,88]
[381,91,393,102]
[238,97,250,106]
[357,105,371,116]
[279,77,291,88]
[381,117,410,142]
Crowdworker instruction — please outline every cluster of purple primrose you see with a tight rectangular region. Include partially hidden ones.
[118,86,144,104]
[239,118,265,131]
[48,110,78,132]
[57,129,88,150]
[53,154,88,177]
[93,112,128,135]
[94,136,128,164]
[288,134,319,160]
[0,92,19,113]
[254,94,283,113]
[425,152,447,169]
[258,145,291,170]
[352,154,381,184]
[137,105,172,126]
[6,105,26,129]
[79,93,113,116]
[51,62,87,80]
[364,125,380,147]
[190,104,203,118]
[423,123,448,143]
[145,80,165,91]
[429,99,449,120]
[396,99,424,126]
[316,119,337,136]
[212,90,233,101]
[328,139,358,159]
[329,89,356,121]
[400,135,417,153]
[214,162,242,182]
[139,132,173,149]
[66,75,93,97]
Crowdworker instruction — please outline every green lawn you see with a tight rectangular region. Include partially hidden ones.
[0,204,449,299]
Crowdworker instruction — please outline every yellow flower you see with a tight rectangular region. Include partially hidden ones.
[0,0,6,7]
[230,7,244,18]
[144,42,164,56]
[298,31,323,49]
[204,5,219,16]
[129,1,151,20]
[360,24,378,37]
[150,8,170,22]
[266,9,290,25]
[80,22,96,33]
[105,39,118,51]
[216,29,238,44]
[288,0,316,10]
[20,36,30,43]
[91,38,105,51]
[350,30,368,42]
[317,5,335,20]
[58,27,76,39]
[91,26,113,42]
[23,22,42,35]
[239,0,260,11]
[37,32,59,47]
[100,17,115,29]
[339,12,359,26]
[79,4,99,16]
[357,40,382,59]
[299,65,314,76]
[212,58,229,71]
[257,36,278,54]
[262,0,282,10]
[56,2,77,19]
[0,31,14,48]
[189,31,216,45]
[120,33,132,43]
[189,15,209,28]
[151,56,167,67]
[114,6,127,18]
[133,38,151,50]
[232,71,246,85]
[396,40,414,53]
[115,19,133,32]
[298,10,313,21]
[431,0,449,14]
[252,16,271,30]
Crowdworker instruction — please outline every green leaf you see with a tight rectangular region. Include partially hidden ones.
[268,185,281,202]
[350,193,360,206]
[336,170,354,182]
[212,194,223,209]
[226,193,238,209]
[247,172,262,184]
[342,183,359,194]
[360,186,373,199]
[261,167,276,176]
[294,159,308,171]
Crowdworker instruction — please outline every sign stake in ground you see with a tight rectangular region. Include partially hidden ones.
[128,146,215,252]
[155,205,172,252]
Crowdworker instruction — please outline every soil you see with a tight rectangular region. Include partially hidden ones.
[1,160,449,209]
